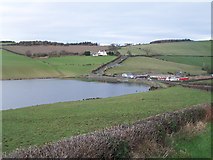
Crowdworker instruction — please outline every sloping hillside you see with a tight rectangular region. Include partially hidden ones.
[1,50,61,79]
[106,57,207,75]
[1,49,115,79]
[119,41,211,56]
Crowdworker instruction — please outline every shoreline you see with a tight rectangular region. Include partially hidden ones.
[1,74,168,89]
[0,76,78,81]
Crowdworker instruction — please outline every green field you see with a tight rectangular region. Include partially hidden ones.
[1,49,61,79]
[170,123,211,158]
[119,41,211,56]
[106,57,207,75]
[1,49,115,79]
[188,79,213,85]
[155,56,212,71]
[2,86,211,153]
[40,56,115,77]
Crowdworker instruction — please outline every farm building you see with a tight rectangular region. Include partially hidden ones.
[91,50,107,56]
[122,73,134,79]
[134,74,149,79]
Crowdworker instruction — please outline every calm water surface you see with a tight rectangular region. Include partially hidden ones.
[2,79,149,110]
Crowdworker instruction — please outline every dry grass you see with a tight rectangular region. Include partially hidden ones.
[131,140,173,159]
[132,121,209,159]
[203,105,213,122]
[177,121,207,138]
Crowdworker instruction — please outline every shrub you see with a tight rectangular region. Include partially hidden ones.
[107,51,115,56]
[84,51,91,56]
[25,50,32,57]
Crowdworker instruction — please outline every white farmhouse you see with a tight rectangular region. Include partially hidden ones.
[91,50,107,56]
[98,50,107,56]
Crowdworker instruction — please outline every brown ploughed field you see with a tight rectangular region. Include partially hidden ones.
[3,45,109,56]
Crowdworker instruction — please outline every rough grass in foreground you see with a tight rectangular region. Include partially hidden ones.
[168,122,211,158]
[2,86,211,153]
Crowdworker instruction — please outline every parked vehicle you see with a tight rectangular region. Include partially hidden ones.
[179,77,189,81]
[166,76,180,81]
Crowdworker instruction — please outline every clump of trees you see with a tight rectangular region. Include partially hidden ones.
[84,51,91,56]
[0,41,16,43]
[150,39,192,44]
[202,63,213,74]
[25,50,78,58]
[107,51,115,56]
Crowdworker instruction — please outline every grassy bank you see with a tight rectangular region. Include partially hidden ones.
[119,41,211,56]
[169,122,211,158]
[106,57,206,75]
[2,86,211,153]
[1,49,115,79]
[1,49,61,79]
[155,56,212,71]
[188,79,213,85]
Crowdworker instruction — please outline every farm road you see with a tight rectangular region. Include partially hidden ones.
[92,55,129,75]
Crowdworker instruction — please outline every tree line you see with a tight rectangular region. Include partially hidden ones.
[150,39,192,44]
[12,41,99,46]
[0,41,16,43]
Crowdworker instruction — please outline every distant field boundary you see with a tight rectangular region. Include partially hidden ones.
[163,80,213,92]
[6,103,211,158]
[1,48,25,56]
[129,54,212,57]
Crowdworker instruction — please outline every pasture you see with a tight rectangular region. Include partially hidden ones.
[1,50,61,79]
[155,56,212,71]
[1,49,115,79]
[119,41,211,56]
[40,56,115,77]
[2,86,211,153]
[106,57,207,75]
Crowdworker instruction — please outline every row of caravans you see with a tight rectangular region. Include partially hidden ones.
[121,73,189,82]
[157,76,189,81]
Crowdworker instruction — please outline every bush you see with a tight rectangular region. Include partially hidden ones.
[107,51,115,56]
[25,50,32,57]
[84,51,91,56]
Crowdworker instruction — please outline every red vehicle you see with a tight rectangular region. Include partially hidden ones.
[179,77,189,81]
